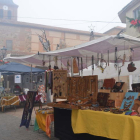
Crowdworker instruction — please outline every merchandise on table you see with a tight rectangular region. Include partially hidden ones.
[112,82,124,92]
[102,78,115,89]
[1,96,20,111]
[38,85,47,103]
[120,92,138,110]
[97,92,109,107]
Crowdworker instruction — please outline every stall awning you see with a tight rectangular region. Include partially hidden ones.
[0,62,45,73]
[4,34,140,69]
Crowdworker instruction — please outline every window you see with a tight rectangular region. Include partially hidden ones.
[0,9,3,18]
[134,7,140,19]
[8,10,12,19]
[6,40,13,51]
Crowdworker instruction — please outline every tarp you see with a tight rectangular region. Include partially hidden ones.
[4,34,140,70]
[0,62,45,73]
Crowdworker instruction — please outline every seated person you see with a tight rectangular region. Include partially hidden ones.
[13,84,21,94]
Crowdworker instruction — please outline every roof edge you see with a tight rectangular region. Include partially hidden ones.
[118,0,139,23]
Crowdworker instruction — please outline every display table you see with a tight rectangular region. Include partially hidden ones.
[1,96,20,112]
[35,110,54,137]
[72,109,140,140]
[54,108,115,140]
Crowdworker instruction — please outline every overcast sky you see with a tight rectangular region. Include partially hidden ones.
[13,0,132,33]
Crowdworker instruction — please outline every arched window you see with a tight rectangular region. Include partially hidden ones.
[0,9,3,18]
[8,10,12,19]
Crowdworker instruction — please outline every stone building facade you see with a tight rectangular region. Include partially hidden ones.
[0,0,125,57]
[0,0,106,57]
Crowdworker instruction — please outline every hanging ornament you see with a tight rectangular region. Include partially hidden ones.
[100,54,107,73]
[114,47,118,69]
[117,56,124,76]
[92,55,94,75]
[122,42,126,66]
[49,55,51,70]
[96,53,99,67]
[77,57,80,75]
[123,54,126,66]
[61,57,63,70]
[86,55,88,69]
[100,59,107,73]
[108,50,109,66]
[81,57,83,76]
[127,48,136,72]
[67,59,70,71]
[53,56,59,70]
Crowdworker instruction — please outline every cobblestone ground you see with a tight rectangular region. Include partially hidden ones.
[0,107,58,140]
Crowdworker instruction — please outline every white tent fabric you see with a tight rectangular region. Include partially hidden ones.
[83,61,140,79]
[4,34,140,71]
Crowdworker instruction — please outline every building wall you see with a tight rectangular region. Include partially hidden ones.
[125,2,140,37]
[0,24,92,54]
[30,29,90,53]
[0,25,31,53]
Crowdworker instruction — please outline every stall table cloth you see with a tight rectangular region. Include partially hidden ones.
[35,110,54,137]
[72,109,140,140]
[1,96,20,111]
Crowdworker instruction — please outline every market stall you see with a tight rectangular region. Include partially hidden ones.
[0,62,45,112]
[4,34,140,140]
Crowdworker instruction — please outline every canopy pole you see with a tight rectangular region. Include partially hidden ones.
[31,64,32,90]
[71,57,73,77]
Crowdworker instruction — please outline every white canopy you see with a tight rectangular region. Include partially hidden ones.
[4,34,140,69]
[3,34,140,80]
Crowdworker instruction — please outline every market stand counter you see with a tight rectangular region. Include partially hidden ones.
[72,109,140,140]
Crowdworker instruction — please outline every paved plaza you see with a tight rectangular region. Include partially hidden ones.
[0,107,58,140]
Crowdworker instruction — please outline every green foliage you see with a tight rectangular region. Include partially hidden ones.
[126,16,134,21]
[126,11,140,28]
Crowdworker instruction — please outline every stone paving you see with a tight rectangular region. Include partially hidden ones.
[0,107,58,140]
